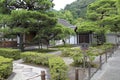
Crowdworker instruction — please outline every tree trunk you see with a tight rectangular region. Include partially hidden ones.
[46,40,49,50]
[19,34,24,52]
[38,38,40,50]
[62,39,66,45]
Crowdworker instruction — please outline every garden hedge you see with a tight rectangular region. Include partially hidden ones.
[49,57,68,80]
[60,47,81,57]
[0,48,20,60]
[21,52,55,66]
[0,56,13,79]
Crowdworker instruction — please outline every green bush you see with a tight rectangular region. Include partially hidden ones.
[97,43,114,55]
[49,57,68,80]
[69,47,99,67]
[21,52,55,66]
[0,56,13,79]
[60,47,81,57]
[0,48,20,60]
[52,44,73,48]
[60,48,72,57]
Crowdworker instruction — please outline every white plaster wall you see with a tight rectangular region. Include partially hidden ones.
[66,35,77,44]
[54,35,77,45]
[106,34,119,44]
[55,40,63,45]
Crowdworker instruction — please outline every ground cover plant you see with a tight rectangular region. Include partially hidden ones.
[51,44,74,48]
[34,49,58,53]
[60,43,114,67]
[0,56,13,80]
[21,52,55,66]
[49,57,68,80]
[0,48,20,60]
[21,52,68,80]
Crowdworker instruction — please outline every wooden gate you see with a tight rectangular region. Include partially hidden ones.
[77,33,90,44]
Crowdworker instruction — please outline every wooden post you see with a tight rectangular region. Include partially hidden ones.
[99,55,102,70]
[75,68,79,80]
[88,62,91,80]
[105,53,107,63]
[41,71,46,80]
[110,49,113,57]
[79,68,85,80]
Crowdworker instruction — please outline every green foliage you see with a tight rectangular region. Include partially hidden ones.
[0,14,11,25]
[101,15,120,32]
[87,0,119,33]
[76,21,98,33]
[87,0,117,20]
[86,0,119,44]
[117,0,120,14]
[60,47,103,67]
[36,49,58,53]
[10,9,57,32]
[54,10,74,23]
[87,0,117,18]
[60,48,73,57]
[49,57,68,80]
[0,48,20,60]
[53,23,75,41]
[60,47,81,57]
[0,0,57,51]
[86,47,99,61]
[0,0,10,14]
[0,56,13,79]
[97,43,114,54]
[52,44,73,48]
[9,0,54,11]
[21,52,55,66]
[71,48,83,66]
[64,0,96,19]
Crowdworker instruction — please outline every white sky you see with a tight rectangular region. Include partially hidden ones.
[53,0,76,10]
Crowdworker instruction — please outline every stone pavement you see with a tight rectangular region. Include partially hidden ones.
[91,47,120,80]
[8,60,49,80]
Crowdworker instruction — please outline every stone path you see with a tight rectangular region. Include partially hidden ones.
[8,60,49,80]
[8,46,120,80]
[91,47,120,80]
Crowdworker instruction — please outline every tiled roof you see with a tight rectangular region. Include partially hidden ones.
[58,19,76,29]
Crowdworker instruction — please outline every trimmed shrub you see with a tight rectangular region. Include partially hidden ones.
[97,43,114,55]
[60,48,72,57]
[52,44,73,48]
[0,56,13,79]
[49,57,68,80]
[60,47,81,57]
[21,52,55,66]
[66,47,99,67]
[0,48,20,60]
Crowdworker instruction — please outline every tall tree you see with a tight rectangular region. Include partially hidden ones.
[8,0,54,11]
[117,0,120,14]
[0,0,57,51]
[64,0,96,19]
[54,24,75,45]
[87,0,117,44]
[53,10,74,24]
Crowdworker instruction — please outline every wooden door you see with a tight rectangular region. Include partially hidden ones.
[77,33,89,44]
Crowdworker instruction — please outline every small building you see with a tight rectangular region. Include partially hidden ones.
[54,19,77,45]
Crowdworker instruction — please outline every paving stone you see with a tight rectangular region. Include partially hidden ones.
[91,47,120,80]
[8,63,47,80]
[23,72,38,77]
[22,68,32,72]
